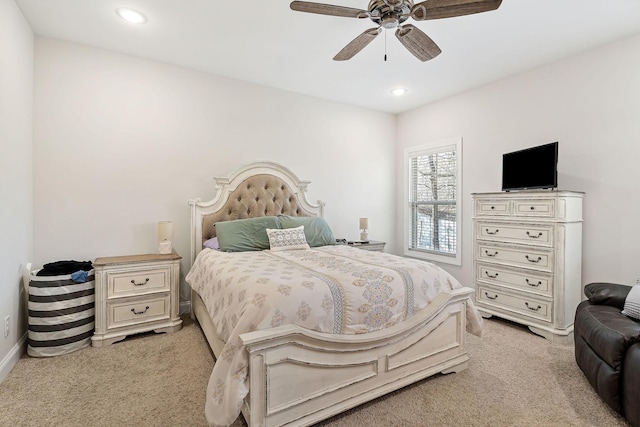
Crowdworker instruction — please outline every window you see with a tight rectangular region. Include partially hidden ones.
[404,138,462,265]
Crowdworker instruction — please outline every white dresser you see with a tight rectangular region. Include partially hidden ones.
[92,253,182,347]
[472,191,584,343]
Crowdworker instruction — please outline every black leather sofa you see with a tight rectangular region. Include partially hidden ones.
[575,282,640,426]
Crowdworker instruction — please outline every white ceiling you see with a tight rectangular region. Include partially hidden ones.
[16,0,640,114]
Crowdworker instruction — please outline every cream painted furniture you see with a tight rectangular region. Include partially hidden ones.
[472,190,584,343]
[92,253,182,347]
[189,161,473,427]
[348,240,386,252]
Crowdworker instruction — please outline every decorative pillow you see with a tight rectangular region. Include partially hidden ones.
[203,237,220,250]
[266,226,310,251]
[622,285,640,320]
[277,215,336,247]
[214,216,280,252]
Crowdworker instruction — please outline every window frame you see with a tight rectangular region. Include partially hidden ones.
[403,137,462,265]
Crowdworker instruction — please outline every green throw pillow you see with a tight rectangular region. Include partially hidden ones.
[215,216,280,252]
[277,215,336,247]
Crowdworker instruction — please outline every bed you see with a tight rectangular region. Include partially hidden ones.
[186,161,482,427]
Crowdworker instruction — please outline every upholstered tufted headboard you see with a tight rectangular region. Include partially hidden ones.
[188,162,324,264]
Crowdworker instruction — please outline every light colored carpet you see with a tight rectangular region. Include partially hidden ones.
[0,316,627,427]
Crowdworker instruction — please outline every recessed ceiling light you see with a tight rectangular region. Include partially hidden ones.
[391,88,407,96]
[116,8,148,24]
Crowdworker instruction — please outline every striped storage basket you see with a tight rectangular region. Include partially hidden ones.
[27,271,95,357]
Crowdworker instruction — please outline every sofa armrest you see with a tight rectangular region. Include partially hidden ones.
[585,282,632,310]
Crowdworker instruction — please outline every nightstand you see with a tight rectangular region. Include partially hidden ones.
[91,253,182,347]
[348,240,386,252]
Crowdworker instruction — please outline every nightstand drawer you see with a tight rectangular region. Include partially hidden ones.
[108,267,170,298]
[476,222,553,247]
[348,241,386,252]
[478,285,552,323]
[107,295,170,329]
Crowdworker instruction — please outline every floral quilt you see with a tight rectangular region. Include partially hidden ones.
[186,245,483,426]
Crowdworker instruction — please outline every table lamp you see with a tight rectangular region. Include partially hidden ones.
[359,218,369,241]
[157,221,173,254]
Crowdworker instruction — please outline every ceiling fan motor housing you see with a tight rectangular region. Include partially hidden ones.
[369,0,413,28]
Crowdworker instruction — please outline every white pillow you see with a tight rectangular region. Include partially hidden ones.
[266,226,310,251]
[622,285,640,320]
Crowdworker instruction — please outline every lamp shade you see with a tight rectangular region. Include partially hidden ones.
[359,218,369,230]
[157,221,173,242]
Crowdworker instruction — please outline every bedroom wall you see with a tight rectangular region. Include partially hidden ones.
[0,0,33,381]
[33,37,397,306]
[396,32,640,290]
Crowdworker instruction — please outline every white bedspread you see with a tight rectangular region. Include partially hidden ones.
[186,245,483,426]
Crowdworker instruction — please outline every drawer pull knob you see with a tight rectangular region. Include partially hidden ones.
[525,255,542,263]
[525,279,542,287]
[525,302,542,312]
[485,250,499,257]
[485,271,499,279]
[486,228,499,235]
[131,306,150,315]
[131,278,150,286]
[484,292,498,300]
[530,206,535,210]
[490,206,495,210]
[526,231,543,239]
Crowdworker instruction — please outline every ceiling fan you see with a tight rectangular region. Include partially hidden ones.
[290,0,502,61]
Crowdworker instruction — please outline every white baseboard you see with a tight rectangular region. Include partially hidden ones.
[0,333,27,384]
[179,300,191,315]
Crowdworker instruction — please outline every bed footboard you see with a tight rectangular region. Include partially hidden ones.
[240,287,473,427]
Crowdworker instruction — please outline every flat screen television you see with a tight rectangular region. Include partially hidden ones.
[502,142,558,191]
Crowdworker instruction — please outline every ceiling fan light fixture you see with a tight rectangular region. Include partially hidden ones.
[381,17,399,29]
[116,8,148,24]
[391,87,407,96]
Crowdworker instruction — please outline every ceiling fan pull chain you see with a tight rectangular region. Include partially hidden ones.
[384,29,387,61]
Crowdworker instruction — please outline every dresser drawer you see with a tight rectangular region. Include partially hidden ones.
[477,285,552,323]
[107,267,170,298]
[107,295,170,329]
[477,263,552,297]
[477,243,553,272]
[513,199,555,218]
[475,199,510,216]
[476,222,553,247]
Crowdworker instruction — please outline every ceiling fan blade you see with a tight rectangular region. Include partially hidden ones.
[290,1,370,18]
[334,27,382,61]
[411,0,502,21]
[395,24,442,62]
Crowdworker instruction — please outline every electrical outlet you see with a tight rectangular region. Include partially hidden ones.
[3,315,9,339]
